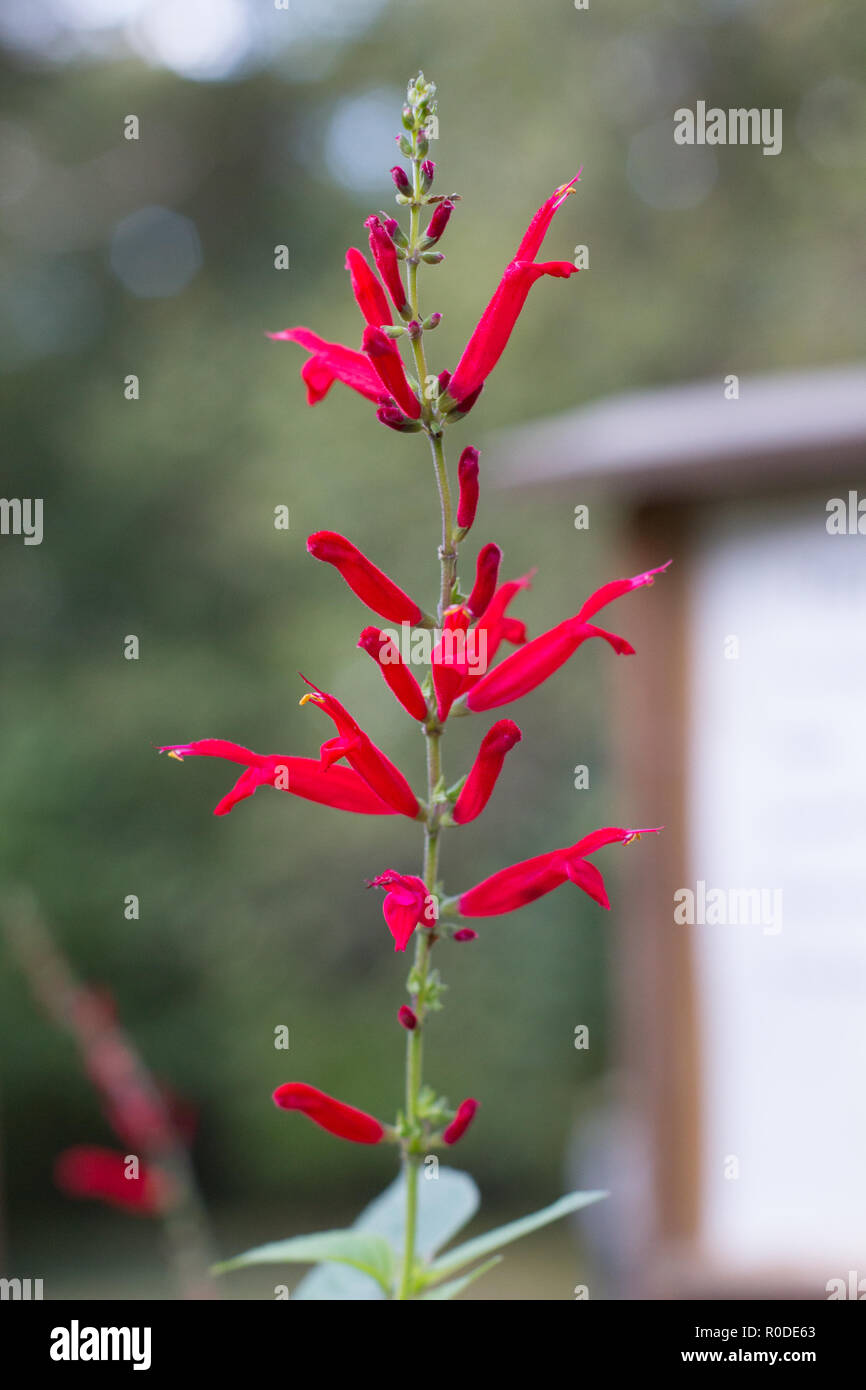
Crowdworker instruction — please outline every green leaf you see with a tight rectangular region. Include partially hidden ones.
[420,1256,502,1300]
[425,1189,608,1281]
[213,1229,395,1295]
[293,1167,480,1301]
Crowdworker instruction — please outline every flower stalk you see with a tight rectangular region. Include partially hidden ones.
[166,70,669,1302]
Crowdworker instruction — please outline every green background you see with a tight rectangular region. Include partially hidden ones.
[1,0,863,1297]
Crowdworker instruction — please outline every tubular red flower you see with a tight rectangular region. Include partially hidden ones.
[369,871,437,952]
[54,1146,172,1215]
[398,1004,418,1031]
[452,719,522,825]
[472,571,534,665]
[299,680,421,820]
[307,531,423,624]
[514,172,582,260]
[466,542,502,618]
[465,562,670,711]
[442,1098,478,1145]
[456,446,480,531]
[458,826,661,918]
[358,626,428,722]
[466,619,632,712]
[446,176,581,405]
[159,741,397,818]
[432,604,473,722]
[576,560,672,623]
[273,1083,384,1144]
[365,215,411,317]
[345,247,392,329]
[362,326,422,419]
[268,327,384,406]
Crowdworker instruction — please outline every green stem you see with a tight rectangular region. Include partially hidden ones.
[397,98,459,1301]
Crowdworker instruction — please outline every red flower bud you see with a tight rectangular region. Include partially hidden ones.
[273,1083,385,1144]
[362,325,422,420]
[365,214,411,318]
[398,1004,418,1031]
[467,542,502,618]
[453,928,478,942]
[307,531,423,624]
[376,403,423,433]
[390,165,411,194]
[452,718,522,825]
[456,447,480,531]
[442,1098,478,1145]
[358,626,428,722]
[420,159,435,191]
[54,1146,173,1215]
[424,198,454,246]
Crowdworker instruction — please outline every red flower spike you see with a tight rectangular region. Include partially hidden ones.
[452,719,522,825]
[398,1004,418,1031]
[273,1083,384,1145]
[307,531,423,624]
[159,741,397,818]
[453,928,478,942]
[362,326,422,419]
[299,681,421,820]
[456,446,480,531]
[369,871,437,952]
[466,542,502,618]
[345,248,392,329]
[365,215,411,318]
[446,176,581,405]
[442,1098,478,1146]
[268,327,384,407]
[54,1146,172,1216]
[458,826,661,918]
[358,626,428,722]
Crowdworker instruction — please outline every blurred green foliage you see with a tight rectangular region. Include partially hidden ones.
[1,0,863,1290]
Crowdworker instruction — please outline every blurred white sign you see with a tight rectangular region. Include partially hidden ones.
[688,498,866,1283]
